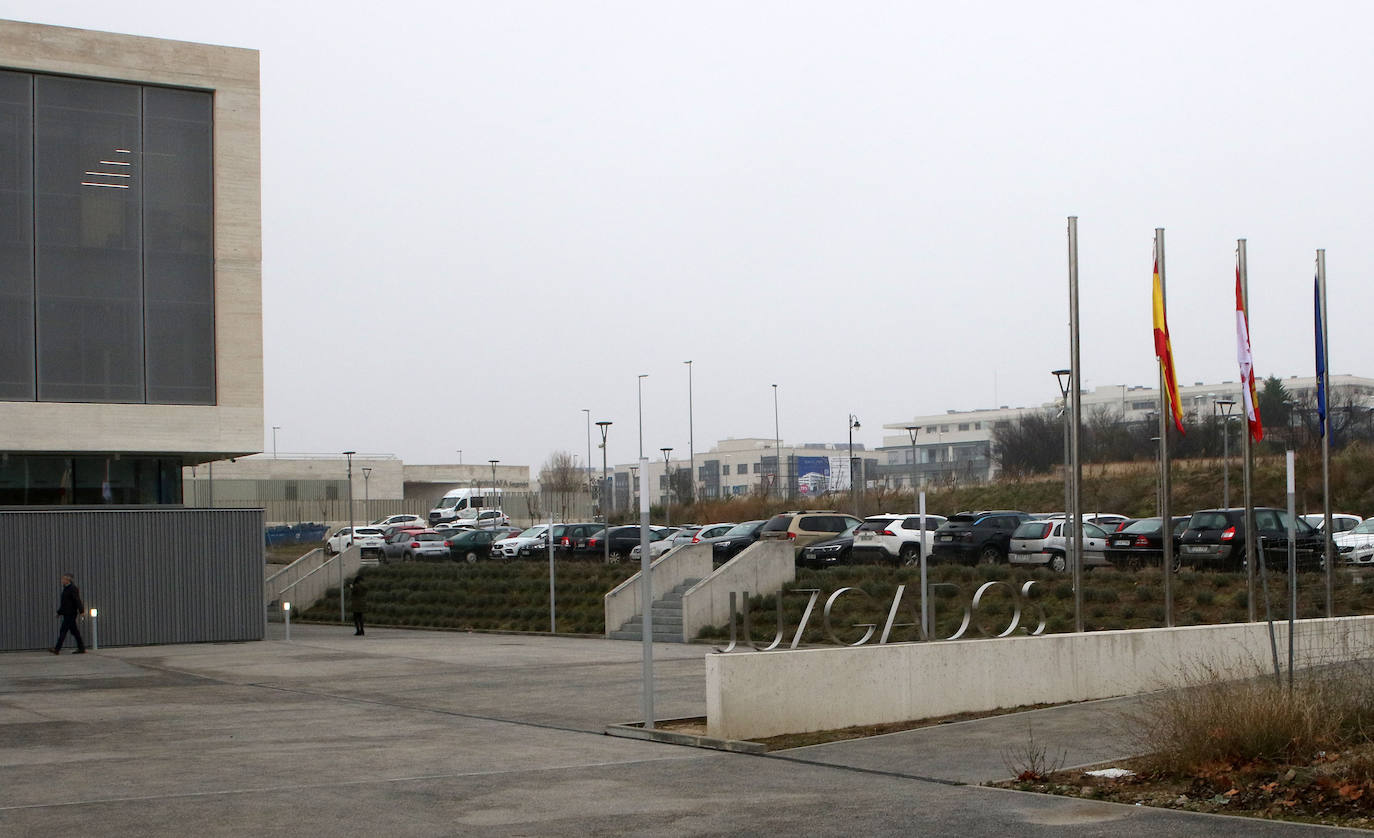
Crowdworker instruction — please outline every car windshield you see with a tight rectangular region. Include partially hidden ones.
[858,519,895,532]
[1187,511,1230,531]
[1349,520,1374,535]
[437,497,460,509]
[516,526,545,539]
[839,522,861,537]
[415,532,445,542]
[1277,511,1317,533]
[356,528,383,536]
[1012,521,1049,538]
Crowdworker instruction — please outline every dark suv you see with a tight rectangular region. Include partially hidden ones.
[1176,508,1323,571]
[930,511,1032,564]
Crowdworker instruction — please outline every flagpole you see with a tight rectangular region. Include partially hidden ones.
[1068,217,1083,634]
[1240,239,1257,623]
[1318,249,1333,617]
[1156,228,1174,628]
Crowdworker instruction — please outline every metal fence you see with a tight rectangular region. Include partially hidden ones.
[0,507,264,651]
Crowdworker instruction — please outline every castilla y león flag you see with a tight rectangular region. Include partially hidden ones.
[1152,255,1185,434]
[1236,261,1263,441]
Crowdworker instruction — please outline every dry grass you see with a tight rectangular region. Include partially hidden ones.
[1125,661,1374,776]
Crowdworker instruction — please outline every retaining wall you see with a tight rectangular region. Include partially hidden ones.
[705,615,1374,740]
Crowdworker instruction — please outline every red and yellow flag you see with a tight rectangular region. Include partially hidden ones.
[1152,255,1185,434]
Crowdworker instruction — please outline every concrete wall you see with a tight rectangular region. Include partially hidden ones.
[682,541,794,642]
[705,616,1374,740]
[604,543,714,636]
[0,20,262,462]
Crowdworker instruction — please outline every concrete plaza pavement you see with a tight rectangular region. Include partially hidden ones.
[0,624,1363,836]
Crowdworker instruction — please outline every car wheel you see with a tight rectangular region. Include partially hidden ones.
[1125,555,1143,572]
[1049,553,1067,573]
[977,545,1002,565]
[465,551,478,563]
[607,551,622,565]
[899,543,919,566]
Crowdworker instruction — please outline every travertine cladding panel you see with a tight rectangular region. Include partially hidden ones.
[0,20,262,460]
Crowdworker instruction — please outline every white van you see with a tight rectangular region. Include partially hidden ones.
[428,487,503,524]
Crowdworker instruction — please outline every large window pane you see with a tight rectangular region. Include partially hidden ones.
[0,71,34,399]
[35,75,144,403]
[144,86,214,404]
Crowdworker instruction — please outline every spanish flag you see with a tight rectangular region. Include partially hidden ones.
[1152,253,1185,434]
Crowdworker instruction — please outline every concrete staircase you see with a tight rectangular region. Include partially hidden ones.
[608,578,700,643]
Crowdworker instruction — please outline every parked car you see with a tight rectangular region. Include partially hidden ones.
[710,520,770,564]
[690,523,736,543]
[1301,513,1363,534]
[326,526,386,558]
[551,522,601,557]
[1334,518,1374,565]
[1102,516,1191,570]
[445,527,518,562]
[930,511,1032,565]
[1177,508,1323,571]
[584,526,667,561]
[851,512,949,565]
[403,530,454,561]
[1008,519,1110,572]
[629,532,679,561]
[449,509,511,529]
[491,524,551,559]
[380,529,425,563]
[666,525,703,547]
[759,511,863,554]
[797,521,863,569]
[370,513,426,529]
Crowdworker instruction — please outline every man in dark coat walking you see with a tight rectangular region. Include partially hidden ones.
[350,576,367,636]
[51,572,86,654]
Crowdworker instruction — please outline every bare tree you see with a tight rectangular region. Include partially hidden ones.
[539,451,582,522]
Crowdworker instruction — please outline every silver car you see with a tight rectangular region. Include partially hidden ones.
[492,525,551,559]
[403,531,453,561]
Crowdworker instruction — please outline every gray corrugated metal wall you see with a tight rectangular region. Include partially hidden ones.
[0,508,264,651]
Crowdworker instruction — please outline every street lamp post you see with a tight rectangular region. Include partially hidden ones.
[457,450,462,465]
[361,466,372,519]
[1216,399,1237,509]
[583,408,593,492]
[660,447,673,526]
[905,426,920,498]
[773,384,782,499]
[596,421,612,564]
[272,425,280,459]
[1053,370,1072,518]
[684,361,694,504]
[638,374,648,460]
[342,450,356,625]
[847,415,861,515]
[488,460,499,529]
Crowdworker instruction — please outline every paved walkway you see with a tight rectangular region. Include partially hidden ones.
[0,625,1362,836]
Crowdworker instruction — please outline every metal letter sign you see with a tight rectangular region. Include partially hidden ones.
[715,581,1046,653]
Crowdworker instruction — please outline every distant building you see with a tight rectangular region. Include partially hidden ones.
[879,375,1374,486]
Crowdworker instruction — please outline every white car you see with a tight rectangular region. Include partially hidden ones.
[1302,513,1363,535]
[492,524,551,559]
[450,509,511,529]
[370,513,426,529]
[326,526,386,558]
[690,523,736,544]
[851,513,949,565]
[629,530,680,561]
[1009,519,1109,572]
[1334,519,1374,565]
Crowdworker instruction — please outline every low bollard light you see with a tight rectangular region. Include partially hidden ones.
[89,607,98,651]
[283,601,291,642]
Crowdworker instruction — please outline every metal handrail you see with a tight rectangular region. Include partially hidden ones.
[266,547,326,587]
[279,554,337,597]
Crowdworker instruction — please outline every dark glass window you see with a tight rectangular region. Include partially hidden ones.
[0,71,34,399]
[0,454,182,505]
[5,71,213,406]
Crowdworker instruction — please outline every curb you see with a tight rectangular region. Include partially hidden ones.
[605,718,766,754]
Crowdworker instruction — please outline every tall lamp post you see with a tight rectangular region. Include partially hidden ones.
[905,426,920,497]
[272,425,280,459]
[773,384,782,499]
[582,408,593,492]
[660,447,673,526]
[361,466,372,519]
[637,374,648,459]
[847,414,861,515]
[1052,369,1072,517]
[342,450,356,625]
[596,421,612,564]
[1215,399,1237,509]
[684,361,694,503]
[488,460,499,529]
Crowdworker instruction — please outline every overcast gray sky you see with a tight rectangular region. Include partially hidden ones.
[7,1,1372,470]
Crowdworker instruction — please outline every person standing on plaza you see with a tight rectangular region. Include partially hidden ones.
[51,572,86,655]
[351,576,367,636]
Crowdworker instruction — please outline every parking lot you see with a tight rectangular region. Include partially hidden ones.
[0,626,1363,836]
